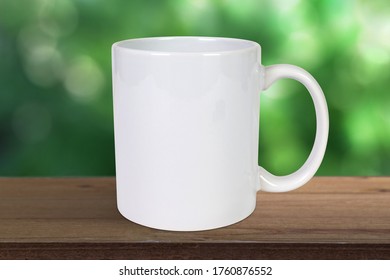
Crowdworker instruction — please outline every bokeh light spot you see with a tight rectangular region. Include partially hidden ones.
[37,0,78,38]
[283,30,321,66]
[18,25,63,87]
[345,105,379,155]
[64,56,105,103]
[271,0,301,15]
[356,2,390,65]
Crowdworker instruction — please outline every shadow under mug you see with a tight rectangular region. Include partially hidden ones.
[112,36,329,231]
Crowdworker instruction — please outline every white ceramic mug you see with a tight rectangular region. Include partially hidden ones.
[112,36,328,231]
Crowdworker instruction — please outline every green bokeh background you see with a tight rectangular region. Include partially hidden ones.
[0,0,389,176]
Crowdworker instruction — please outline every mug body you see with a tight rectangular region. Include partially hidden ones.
[112,37,261,231]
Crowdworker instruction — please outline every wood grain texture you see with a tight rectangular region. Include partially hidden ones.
[0,177,389,259]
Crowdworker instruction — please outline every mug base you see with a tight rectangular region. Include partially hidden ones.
[117,204,256,232]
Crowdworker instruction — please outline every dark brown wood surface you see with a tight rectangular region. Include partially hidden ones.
[0,177,389,259]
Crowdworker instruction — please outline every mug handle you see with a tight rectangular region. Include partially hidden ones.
[258,64,329,192]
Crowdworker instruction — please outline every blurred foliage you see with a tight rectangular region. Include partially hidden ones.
[0,0,389,176]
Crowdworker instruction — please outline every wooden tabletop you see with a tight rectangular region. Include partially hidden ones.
[0,177,389,259]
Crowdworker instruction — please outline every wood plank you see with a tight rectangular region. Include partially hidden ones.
[0,177,389,259]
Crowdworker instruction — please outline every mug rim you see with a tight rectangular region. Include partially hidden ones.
[112,36,260,56]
